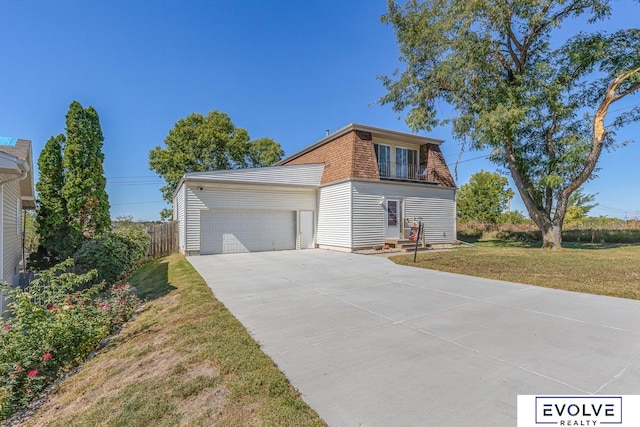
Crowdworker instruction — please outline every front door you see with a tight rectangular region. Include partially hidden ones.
[385,199,400,239]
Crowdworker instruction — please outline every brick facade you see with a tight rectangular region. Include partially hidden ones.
[283,130,379,184]
[422,144,456,187]
[351,131,380,181]
[283,129,455,188]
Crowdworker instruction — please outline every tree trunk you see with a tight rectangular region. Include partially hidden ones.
[541,221,562,250]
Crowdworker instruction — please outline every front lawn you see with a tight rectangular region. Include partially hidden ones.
[20,254,326,427]
[390,241,640,300]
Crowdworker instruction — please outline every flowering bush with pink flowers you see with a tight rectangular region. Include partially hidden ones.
[0,260,140,420]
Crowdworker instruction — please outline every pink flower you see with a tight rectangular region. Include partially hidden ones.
[2,324,10,331]
[120,299,127,304]
[43,353,52,361]
[28,370,38,378]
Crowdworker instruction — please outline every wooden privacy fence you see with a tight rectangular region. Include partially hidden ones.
[146,221,178,259]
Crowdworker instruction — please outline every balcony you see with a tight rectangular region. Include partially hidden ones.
[378,161,429,182]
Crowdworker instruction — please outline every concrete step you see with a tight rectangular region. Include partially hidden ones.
[385,239,427,250]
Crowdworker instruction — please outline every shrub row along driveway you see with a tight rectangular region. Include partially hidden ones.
[188,250,640,426]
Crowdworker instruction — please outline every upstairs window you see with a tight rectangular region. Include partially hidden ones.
[395,147,418,179]
[374,143,391,177]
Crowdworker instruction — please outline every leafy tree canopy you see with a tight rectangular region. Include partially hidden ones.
[381,0,640,248]
[62,101,111,244]
[33,102,110,266]
[457,170,515,224]
[246,137,285,168]
[565,190,599,224]
[149,111,284,219]
[35,134,70,259]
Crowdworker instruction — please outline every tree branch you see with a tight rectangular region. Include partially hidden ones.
[560,65,640,205]
[503,139,546,227]
[544,112,559,215]
[523,1,582,58]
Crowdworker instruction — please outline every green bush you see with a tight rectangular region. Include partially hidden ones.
[0,260,140,419]
[495,229,542,243]
[113,222,150,262]
[491,229,640,244]
[73,228,149,285]
[562,229,640,244]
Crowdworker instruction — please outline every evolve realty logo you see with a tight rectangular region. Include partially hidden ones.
[517,395,640,427]
[536,396,621,425]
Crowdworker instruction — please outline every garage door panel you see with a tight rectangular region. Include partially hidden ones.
[201,210,296,254]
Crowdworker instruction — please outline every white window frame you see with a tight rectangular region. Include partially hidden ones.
[374,143,392,177]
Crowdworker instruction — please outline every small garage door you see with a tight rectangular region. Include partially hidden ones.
[200,210,296,254]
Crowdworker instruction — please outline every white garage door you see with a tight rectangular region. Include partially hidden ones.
[200,210,296,254]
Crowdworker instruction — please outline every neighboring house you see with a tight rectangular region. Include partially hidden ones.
[0,137,35,316]
[173,123,456,255]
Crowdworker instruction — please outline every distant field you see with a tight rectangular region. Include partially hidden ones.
[457,219,640,244]
[391,241,640,300]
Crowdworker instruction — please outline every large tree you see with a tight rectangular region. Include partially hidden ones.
[61,101,111,247]
[149,110,284,219]
[246,137,285,168]
[35,134,71,260]
[457,171,514,224]
[381,0,640,249]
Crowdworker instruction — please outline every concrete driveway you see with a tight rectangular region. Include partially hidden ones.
[187,249,640,426]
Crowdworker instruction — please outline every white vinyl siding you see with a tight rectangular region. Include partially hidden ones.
[16,198,21,234]
[174,184,186,253]
[351,181,456,246]
[1,176,22,284]
[351,187,385,248]
[317,182,352,249]
[404,196,456,244]
[185,184,316,254]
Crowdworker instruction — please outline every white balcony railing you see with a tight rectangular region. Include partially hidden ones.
[378,162,428,181]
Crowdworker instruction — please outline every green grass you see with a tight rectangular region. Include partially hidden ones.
[24,255,326,427]
[391,241,640,299]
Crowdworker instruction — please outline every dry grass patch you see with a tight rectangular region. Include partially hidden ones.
[19,254,325,427]
[391,242,640,299]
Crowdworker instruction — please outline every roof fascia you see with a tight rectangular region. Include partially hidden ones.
[275,123,444,165]
[182,177,319,189]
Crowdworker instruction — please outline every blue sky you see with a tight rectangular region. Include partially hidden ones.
[1,1,638,221]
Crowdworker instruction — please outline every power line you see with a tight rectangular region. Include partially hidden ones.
[111,201,167,206]
[453,154,490,164]
[606,101,640,115]
[595,204,640,214]
[107,182,163,186]
[106,175,161,179]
